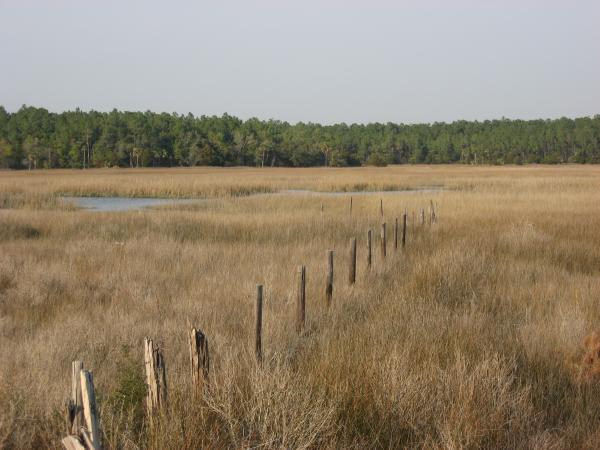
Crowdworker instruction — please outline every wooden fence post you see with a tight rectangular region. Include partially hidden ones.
[296,266,306,333]
[367,229,372,270]
[381,222,387,258]
[143,338,167,418]
[394,217,398,251]
[349,238,357,284]
[63,361,101,450]
[255,285,263,363]
[402,212,407,248]
[80,370,101,450]
[380,198,383,217]
[189,328,209,391]
[67,361,84,436]
[326,251,333,306]
[349,196,353,216]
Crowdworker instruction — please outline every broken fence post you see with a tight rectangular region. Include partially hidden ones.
[189,327,210,391]
[143,338,167,418]
[63,362,102,450]
[67,361,84,436]
[80,370,101,450]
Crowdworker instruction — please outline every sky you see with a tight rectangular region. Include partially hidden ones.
[0,0,599,124]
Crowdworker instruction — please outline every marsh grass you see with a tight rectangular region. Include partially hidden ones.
[1,165,600,448]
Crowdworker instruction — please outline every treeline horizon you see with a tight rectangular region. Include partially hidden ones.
[1,105,599,169]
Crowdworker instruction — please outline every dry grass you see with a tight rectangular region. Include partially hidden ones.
[1,165,600,449]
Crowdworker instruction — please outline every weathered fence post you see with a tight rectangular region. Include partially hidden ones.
[367,229,372,270]
[326,251,333,306]
[80,370,101,450]
[67,361,84,435]
[381,222,387,258]
[349,237,357,284]
[189,327,209,391]
[394,217,398,251]
[63,361,102,450]
[255,284,263,363]
[402,212,407,248]
[380,198,383,217]
[296,266,306,333]
[349,196,353,216]
[144,338,167,418]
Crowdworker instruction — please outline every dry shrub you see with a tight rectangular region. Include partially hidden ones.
[203,359,339,450]
[376,350,535,449]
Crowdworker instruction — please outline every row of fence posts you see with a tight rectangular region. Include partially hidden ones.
[255,198,435,363]
[61,198,437,450]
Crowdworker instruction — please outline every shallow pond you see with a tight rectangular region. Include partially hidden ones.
[62,197,197,212]
[276,187,443,197]
[63,187,443,212]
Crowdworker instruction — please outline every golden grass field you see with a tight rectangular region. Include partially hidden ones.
[1,165,600,449]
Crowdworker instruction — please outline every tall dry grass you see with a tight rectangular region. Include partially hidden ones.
[1,165,600,449]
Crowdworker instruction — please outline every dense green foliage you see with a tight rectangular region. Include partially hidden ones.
[1,105,599,169]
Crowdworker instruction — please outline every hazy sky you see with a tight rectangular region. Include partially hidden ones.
[1,0,599,124]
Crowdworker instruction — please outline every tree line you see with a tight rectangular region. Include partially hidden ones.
[0,105,599,169]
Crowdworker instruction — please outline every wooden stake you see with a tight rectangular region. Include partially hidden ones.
[381,222,387,258]
[367,229,372,270]
[349,237,357,284]
[255,284,263,363]
[380,198,383,217]
[349,196,353,216]
[143,338,167,418]
[67,361,84,436]
[296,266,306,333]
[402,212,407,248]
[189,327,209,391]
[394,217,398,251]
[326,251,333,306]
[79,370,101,450]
